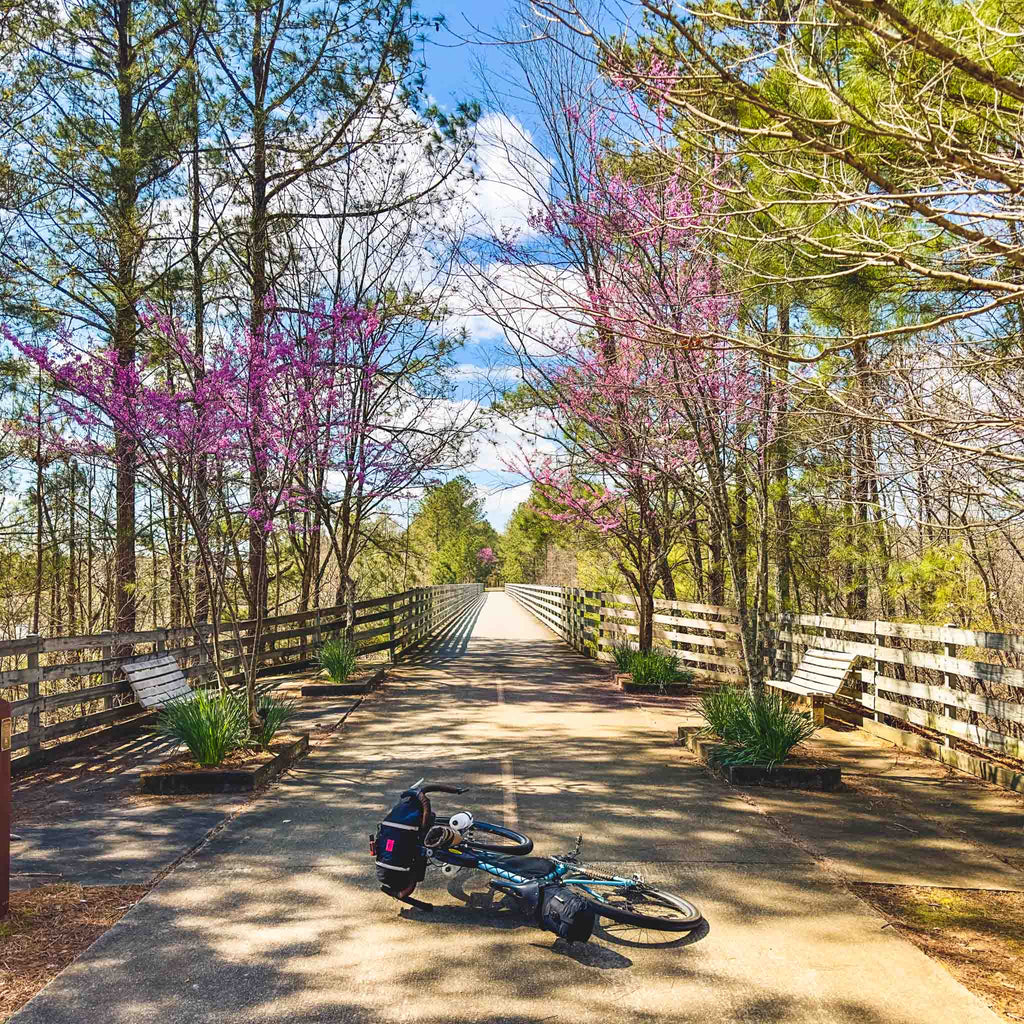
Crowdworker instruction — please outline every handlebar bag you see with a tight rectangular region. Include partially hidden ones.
[373,789,431,897]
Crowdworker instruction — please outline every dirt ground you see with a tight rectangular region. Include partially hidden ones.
[852,885,1024,1023]
[1,884,149,1023]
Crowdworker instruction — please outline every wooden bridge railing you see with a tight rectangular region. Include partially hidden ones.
[504,584,743,683]
[1,583,483,766]
[506,584,1024,789]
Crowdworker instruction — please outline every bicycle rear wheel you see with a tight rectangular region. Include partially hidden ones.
[565,872,702,931]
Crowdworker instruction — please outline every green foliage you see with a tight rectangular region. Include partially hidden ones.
[154,689,247,767]
[699,686,748,741]
[886,542,986,625]
[408,477,498,584]
[630,650,691,689]
[611,641,635,672]
[699,688,818,767]
[319,637,359,683]
[248,691,299,751]
[613,643,693,690]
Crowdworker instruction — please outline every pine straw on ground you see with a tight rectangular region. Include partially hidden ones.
[852,884,1024,1023]
[1,884,149,1022]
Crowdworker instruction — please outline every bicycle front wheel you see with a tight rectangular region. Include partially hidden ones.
[461,820,533,855]
[565,873,702,931]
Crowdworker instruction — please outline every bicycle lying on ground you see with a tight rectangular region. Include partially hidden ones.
[371,780,703,944]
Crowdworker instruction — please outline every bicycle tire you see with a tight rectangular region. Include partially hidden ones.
[565,873,702,931]
[460,820,534,855]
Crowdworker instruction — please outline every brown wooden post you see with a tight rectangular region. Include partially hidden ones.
[101,629,115,711]
[26,634,41,754]
[346,581,356,647]
[387,597,396,663]
[0,697,10,918]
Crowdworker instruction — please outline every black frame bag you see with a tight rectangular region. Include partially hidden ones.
[537,885,595,943]
[373,789,431,898]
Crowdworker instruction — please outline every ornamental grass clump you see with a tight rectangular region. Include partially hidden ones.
[629,650,692,690]
[613,643,693,691]
[612,642,636,672]
[318,637,359,683]
[247,691,299,751]
[699,687,819,768]
[154,689,247,767]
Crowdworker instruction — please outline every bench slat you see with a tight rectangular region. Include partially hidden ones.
[124,655,193,710]
[769,649,856,699]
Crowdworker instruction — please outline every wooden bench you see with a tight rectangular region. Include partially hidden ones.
[766,648,856,725]
[123,654,193,709]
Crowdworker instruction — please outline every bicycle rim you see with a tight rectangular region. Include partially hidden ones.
[566,876,702,932]
[460,820,534,855]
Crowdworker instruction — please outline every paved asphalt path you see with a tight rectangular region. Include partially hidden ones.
[13,593,1003,1024]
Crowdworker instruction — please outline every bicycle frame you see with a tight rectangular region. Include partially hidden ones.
[427,844,634,894]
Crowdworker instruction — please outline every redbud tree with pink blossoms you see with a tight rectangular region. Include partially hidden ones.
[6,300,416,726]
[492,107,773,691]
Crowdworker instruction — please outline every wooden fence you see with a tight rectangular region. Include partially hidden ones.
[775,613,1024,785]
[0,583,483,764]
[506,584,1024,785]
[504,584,743,683]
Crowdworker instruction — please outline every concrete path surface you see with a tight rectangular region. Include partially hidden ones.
[11,681,357,889]
[12,593,1006,1023]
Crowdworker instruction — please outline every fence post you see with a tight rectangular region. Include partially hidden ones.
[871,620,882,723]
[26,634,42,754]
[1,697,10,919]
[942,622,957,746]
[388,598,396,663]
[782,612,793,680]
[346,581,356,646]
[198,623,211,681]
[100,630,114,711]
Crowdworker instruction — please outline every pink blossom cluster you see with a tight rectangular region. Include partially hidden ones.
[3,298,416,535]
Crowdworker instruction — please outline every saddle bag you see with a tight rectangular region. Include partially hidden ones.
[372,789,431,898]
[537,885,596,943]
[499,881,595,944]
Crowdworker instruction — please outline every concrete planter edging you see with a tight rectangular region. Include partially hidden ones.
[301,664,388,698]
[139,732,310,795]
[676,724,842,792]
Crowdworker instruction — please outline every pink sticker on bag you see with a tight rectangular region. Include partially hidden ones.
[385,839,395,852]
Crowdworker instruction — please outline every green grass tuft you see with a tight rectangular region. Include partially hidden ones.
[612,643,693,691]
[154,689,247,767]
[318,637,359,683]
[699,686,818,768]
[247,691,299,751]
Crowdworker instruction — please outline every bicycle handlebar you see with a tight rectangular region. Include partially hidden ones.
[419,784,467,795]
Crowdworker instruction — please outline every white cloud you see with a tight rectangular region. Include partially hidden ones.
[459,113,552,237]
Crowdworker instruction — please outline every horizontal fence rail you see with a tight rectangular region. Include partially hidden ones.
[1,583,483,765]
[507,585,1024,777]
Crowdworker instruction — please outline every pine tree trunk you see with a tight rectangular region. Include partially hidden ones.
[113,0,137,642]
[774,304,793,610]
